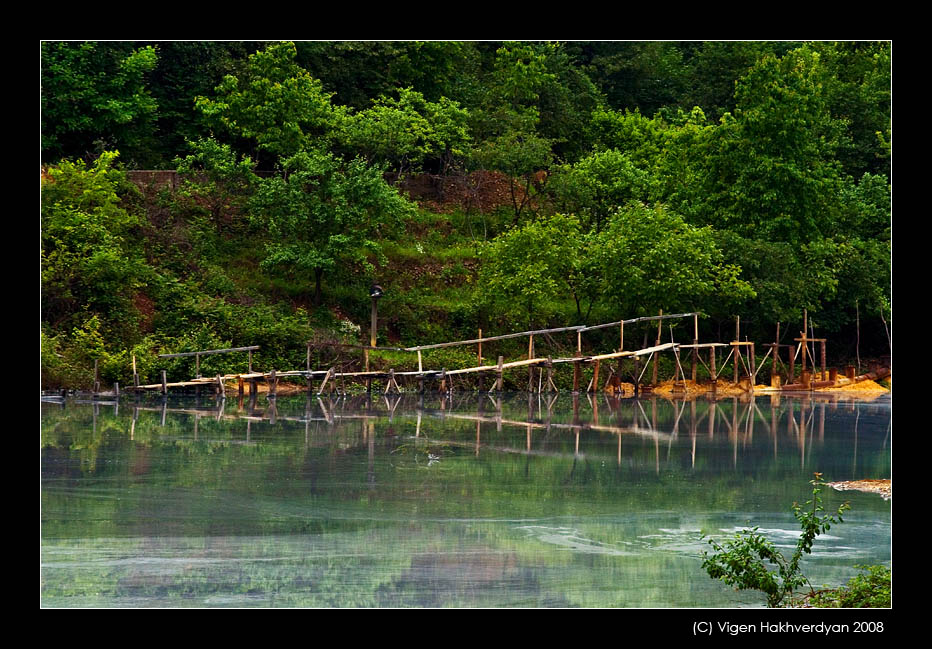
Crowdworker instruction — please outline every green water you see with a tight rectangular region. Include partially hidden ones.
[40,391,891,608]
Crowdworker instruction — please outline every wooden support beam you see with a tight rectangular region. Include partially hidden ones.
[573,351,582,393]
[653,310,662,386]
[159,345,261,359]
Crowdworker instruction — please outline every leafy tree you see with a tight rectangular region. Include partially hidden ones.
[471,130,553,223]
[694,47,847,246]
[41,151,149,340]
[478,214,594,327]
[567,41,690,116]
[174,138,258,235]
[547,149,653,231]
[810,41,891,179]
[592,203,754,317]
[41,42,159,165]
[337,87,471,176]
[141,41,263,166]
[249,149,414,305]
[681,41,789,121]
[195,41,346,160]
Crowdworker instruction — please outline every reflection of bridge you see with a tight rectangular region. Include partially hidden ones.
[103,389,885,466]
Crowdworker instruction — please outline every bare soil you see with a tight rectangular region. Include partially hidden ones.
[826,479,891,500]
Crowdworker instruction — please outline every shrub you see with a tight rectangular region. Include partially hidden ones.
[701,473,850,608]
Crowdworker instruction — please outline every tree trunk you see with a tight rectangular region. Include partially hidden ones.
[314,267,323,306]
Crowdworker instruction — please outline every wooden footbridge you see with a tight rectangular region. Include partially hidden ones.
[122,309,878,399]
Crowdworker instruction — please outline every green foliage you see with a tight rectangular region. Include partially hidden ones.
[701,473,851,608]
[196,41,346,158]
[337,87,471,175]
[593,203,755,316]
[249,149,414,304]
[547,149,652,231]
[41,151,149,341]
[39,41,891,388]
[174,138,258,235]
[42,42,159,165]
[696,48,847,246]
[806,565,891,608]
[478,214,589,328]
[471,130,553,222]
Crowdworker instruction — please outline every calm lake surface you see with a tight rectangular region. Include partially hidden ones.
[41,391,891,608]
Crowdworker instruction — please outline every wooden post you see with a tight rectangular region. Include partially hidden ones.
[733,316,740,384]
[114,382,119,397]
[161,370,167,395]
[591,359,601,394]
[496,355,504,393]
[307,344,314,395]
[528,334,535,392]
[238,375,244,398]
[801,309,808,373]
[269,369,277,398]
[573,351,581,393]
[195,353,201,379]
[749,343,756,388]
[710,347,716,390]
[652,309,662,386]
[132,355,139,388]
[691,314,698,383]
[773,323,781,381]
[546,356,554,394]
[820,341,827,382]
[217,374,225,399]
[94,359,100,394]
[633,352,640,396]
[363,340,371,392]
[248,349,253,374]
[439,368,447,394]
[477,328,483,392]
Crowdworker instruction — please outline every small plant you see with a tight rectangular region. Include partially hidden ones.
[804,565,891,608]
[700,473,851,608]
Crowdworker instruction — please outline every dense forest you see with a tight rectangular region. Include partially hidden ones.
[40,41,891,390]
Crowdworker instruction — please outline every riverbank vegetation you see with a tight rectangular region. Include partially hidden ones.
[41,41,891,390]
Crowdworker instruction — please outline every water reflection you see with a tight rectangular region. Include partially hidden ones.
[41,391,891,608]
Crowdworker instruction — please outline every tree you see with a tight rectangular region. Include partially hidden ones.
[592,203,754,317]
[41,151,148,340]
[195,41,346,160]
[471,130,553,223]
[174,138,258,235]
[694,47,847,246]
[547,149,652,231]
[141,41,262,166]
[249,149,414,305]
[337,87,471,176]
[477,214,594,327]
[41,42,159,165]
